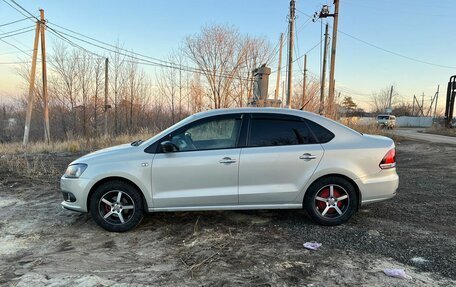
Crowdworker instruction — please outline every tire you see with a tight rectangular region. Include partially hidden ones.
[90,180,144,232]
[303,176,358,226]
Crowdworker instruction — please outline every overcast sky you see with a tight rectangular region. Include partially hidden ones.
[0,0,454,110]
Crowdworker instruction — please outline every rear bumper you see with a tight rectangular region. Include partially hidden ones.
[356,170,399,205]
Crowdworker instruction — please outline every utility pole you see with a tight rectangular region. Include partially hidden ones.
[388,85,393,113]
[274,33,284,102]
[433,85,439,122]
[22,20,41,147]
[40,9,50,144]
[421,93,425,116]
[328,0,339,119]
[302,54,307,108]
[412,95,415,116]
[319,23,329,115]
[286,0,295,109]
[316,1,339,118]
[413,95,423,117]
[104,58,109,137]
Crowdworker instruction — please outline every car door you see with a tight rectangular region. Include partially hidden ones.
[239,113,324,205]
[151,113,244,208]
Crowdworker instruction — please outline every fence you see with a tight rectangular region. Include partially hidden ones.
[340,116,434,127]
[395,116,433,127]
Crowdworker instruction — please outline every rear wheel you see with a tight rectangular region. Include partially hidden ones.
[304,177,358,226]
[90,181,144,232]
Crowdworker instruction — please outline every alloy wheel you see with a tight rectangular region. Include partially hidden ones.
[98,190,135,225]
[314,184,349,218]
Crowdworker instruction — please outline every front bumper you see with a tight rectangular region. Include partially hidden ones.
[60,176,94,213]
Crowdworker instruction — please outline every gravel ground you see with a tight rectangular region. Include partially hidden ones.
[0,139,455,286]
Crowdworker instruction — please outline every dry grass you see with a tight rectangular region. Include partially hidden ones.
[424,126,456,137]
[0,128,157,177]
[0,129,157,155]
[345,123,389,136]
[344,123,402,142]
[0,154,61,178]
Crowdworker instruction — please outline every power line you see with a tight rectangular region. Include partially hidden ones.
[46,28,104,58]
[0,17,32,27]
[2,0,38,21]
[46,26,255,81]
[0,27,34,40]
[270,39,322,74]
[47,22,258,81]
[2,0,264,81]
[0,60,40,65]
[295,8,456,69]
[265,26,288,65]
[0,25,34,36]
[0,49,32,56]
[0,38,31,57]
[46,21,175,66]
[47,28,255,81]
[336,30,456,69]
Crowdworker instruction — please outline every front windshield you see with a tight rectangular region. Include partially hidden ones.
[142,114,197,146]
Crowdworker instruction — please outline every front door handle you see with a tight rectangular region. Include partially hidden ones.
[299,153,317,160]
[219,157,237,164]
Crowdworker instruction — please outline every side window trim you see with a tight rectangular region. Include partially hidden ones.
[154,113,244,153]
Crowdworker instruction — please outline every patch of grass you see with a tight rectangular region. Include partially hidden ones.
[344,123,402,142]
[0,128,158,177]
[423,126,456,137]
[0,128,158,155]
[0,154,60,178]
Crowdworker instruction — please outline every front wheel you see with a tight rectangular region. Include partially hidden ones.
[304,177,358,226]
[90,181,144,232]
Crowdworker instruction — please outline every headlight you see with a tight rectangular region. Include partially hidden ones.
[64,163,88,178]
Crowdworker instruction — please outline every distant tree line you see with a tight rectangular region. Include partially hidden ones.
[1,24,325,143]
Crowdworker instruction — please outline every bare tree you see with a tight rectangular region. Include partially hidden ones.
[92,57,104,135]
[76,51,94,137]
[184,25,249,109]
[110,44,126,135]
[235,36,270,106]
[371,86,399,114]
[49,42,80,138]
[156,59,178,124]
[292,76,320,112]
[189,74,206,113]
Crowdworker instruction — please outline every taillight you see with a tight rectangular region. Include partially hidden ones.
[379,148,396,169]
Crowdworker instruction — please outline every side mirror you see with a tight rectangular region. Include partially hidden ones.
[161,141,178,153]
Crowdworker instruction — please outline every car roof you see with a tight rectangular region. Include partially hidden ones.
[192,107,318,119]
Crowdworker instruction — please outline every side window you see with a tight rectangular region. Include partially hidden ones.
[170,117,241,151]
[305,119,334,143]
[248,118,314,147]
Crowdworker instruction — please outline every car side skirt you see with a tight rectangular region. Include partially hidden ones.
[149,203,302,212]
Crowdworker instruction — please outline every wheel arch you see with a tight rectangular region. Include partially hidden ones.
[87,176,149,212]
[303,173,361,210]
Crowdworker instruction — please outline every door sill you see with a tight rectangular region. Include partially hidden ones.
[149,203,302,212]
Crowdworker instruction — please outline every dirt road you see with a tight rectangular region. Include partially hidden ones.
[392,128,456,145]
[0,139,455,286]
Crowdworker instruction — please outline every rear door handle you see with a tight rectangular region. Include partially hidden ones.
[299,153,317,160]
[219,157,237,164]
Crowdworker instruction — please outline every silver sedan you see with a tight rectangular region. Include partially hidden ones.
[61,108,398,232]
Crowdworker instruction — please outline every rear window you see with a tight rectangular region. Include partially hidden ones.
[305,119,335,143]
[248,118,314,147]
